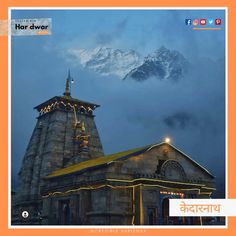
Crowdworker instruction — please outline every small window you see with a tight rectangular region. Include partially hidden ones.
[156,160,165,175]
[59,200,71,225]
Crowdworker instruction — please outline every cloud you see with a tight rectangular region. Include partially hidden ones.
[163,111,198,129]
[95,17,129,45]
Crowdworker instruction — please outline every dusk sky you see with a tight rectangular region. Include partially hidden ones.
[11,9,226,197]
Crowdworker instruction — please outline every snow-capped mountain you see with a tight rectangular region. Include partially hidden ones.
[123,46,189,81]
[68,46,189,81]
[68,47,142,78]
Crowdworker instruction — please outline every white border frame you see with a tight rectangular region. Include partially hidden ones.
[8,6,228,229]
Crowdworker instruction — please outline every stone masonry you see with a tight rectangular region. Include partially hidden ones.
[12,73,104,224]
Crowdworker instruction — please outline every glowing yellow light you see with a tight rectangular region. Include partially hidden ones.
[42,181,202,198]
[165,137,171,143]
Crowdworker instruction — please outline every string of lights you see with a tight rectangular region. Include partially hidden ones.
[42,181,205,198]
[106,177,207,187]
[39,100,93,116]
[132,186,135,225]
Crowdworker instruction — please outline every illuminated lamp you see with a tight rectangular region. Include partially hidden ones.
[164,137,171,143]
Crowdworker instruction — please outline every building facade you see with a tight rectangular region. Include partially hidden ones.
[12,73,215,225]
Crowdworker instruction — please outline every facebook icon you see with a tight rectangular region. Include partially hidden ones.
[185,19,192,25]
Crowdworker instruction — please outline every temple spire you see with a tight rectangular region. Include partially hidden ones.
[63,69,71,98]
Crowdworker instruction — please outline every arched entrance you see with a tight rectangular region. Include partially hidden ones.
[147,207,157,225]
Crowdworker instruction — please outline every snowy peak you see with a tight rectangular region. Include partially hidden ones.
[68,47,142,78]
[68,46,189,81]
[124,47,189,81]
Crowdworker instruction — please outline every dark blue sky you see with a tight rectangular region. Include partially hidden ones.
[11,9,226,197]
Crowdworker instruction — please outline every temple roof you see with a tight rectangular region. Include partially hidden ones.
[34,95,100,112]
[45,142,214,179]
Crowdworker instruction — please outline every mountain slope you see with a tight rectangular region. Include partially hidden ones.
[123,46,189,81]
[68,47,142,78]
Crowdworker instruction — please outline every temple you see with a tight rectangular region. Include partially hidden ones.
[12,72,216,225]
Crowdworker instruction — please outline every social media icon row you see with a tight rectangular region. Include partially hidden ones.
[185,18,222,26]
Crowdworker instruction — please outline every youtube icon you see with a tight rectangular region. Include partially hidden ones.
[200,19,206,25]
